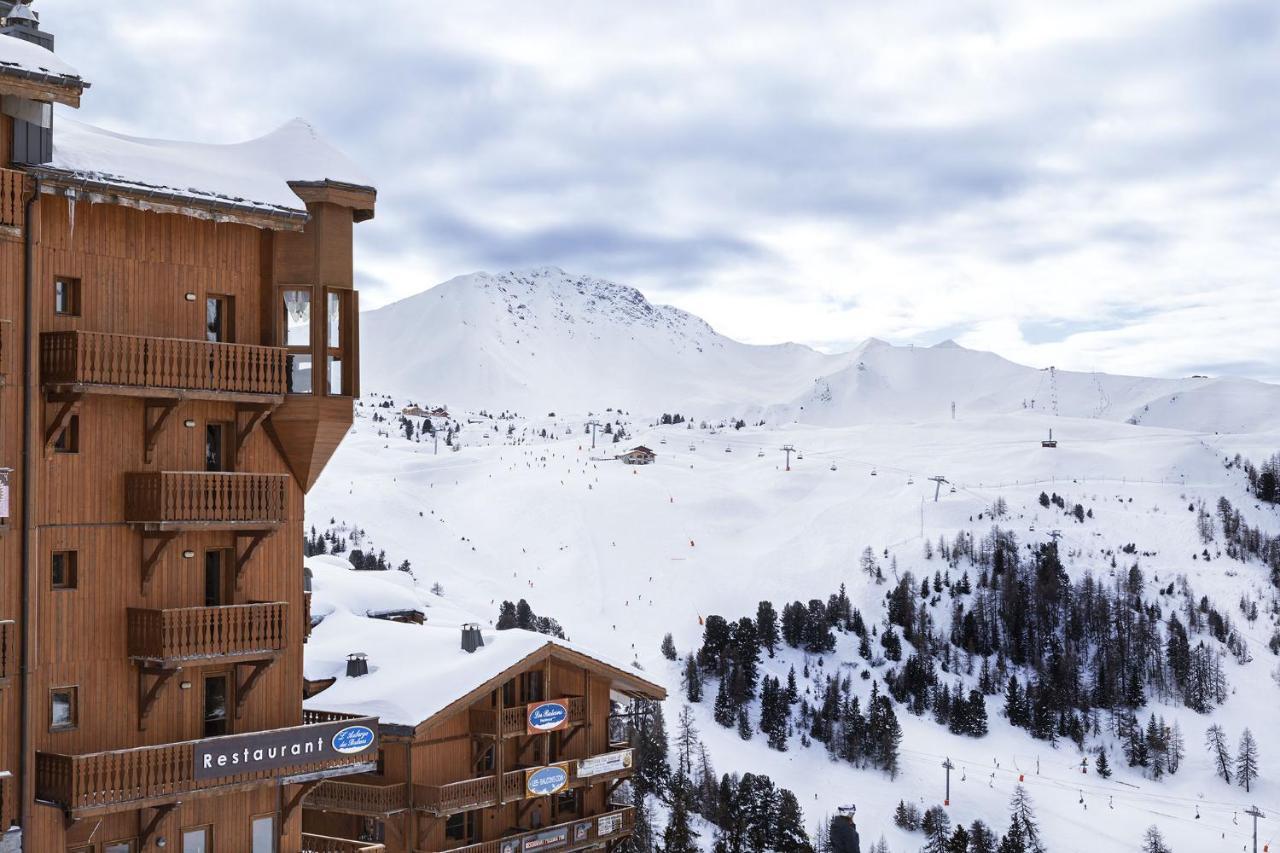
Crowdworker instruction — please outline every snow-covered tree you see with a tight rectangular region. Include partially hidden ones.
[1236,728,1259,792]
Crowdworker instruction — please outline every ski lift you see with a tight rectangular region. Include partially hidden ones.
[949,486,956,493]
[1029,524,1036,532]
[688,443,696,451]
[757,449,765,458]
[907,476,914,485]
[725,446,732,453]
[830,462,838,471]
[871,467,877,476]
[660,437,667,445]
[797,451,804,460]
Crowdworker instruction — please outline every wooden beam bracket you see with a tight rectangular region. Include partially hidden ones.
[559,725,582,750]
[43,392,82,457]
[235,657,277,718]
[138,665,180,731]
[234,402,275,467]
[234,529,274,589]
[140,531,179,595]
[143,399,180,464]
[139,803,179,848]
[282,779,324,828]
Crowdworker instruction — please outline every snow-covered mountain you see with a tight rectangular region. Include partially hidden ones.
[363,267,1280,433]
[361,267,849,415]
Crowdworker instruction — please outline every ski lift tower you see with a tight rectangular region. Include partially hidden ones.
[586,419,601,449]
[781,444,796,472]
[929,475,949,501]
[1041,428,1058,448]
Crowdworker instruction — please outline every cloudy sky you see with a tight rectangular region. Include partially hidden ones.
[43,0,1280,382]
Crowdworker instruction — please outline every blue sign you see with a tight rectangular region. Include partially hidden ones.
[527,701,569,733]
[526,764,569,797]
[331,724,376,754]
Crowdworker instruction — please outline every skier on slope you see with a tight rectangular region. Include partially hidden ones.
[830,805,860,853]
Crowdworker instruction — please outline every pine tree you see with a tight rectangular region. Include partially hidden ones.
[660,782,700,853]
[633,700,670,795]
[946,823,970,853]
[1205,724,1232,784]
[496,600,518,629]
[1140,825,1171,853]
[1008,786,1044,853]
[661,633,678,661]
[682,654,703,703]
[736,707,752,741]
[1095,748,1111,779]
[1236,727,1259,792]
[630,784,656,853]
[713,677,735,728]
[968,820,997,853]
[922,805,952,853]
[997,815,1027,853]
[773,789,811,852]
[757,601,780,657]
[674,705,700,780]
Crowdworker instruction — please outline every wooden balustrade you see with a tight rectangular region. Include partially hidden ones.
[415,748,633,817]
[304,775,409,816]
[0,771,12,840]
[124,471,287,527]
[35,716,379,816]
[0,319,11,384]
[302,709,365,726]
[301,834,386,853]
[422,805,635,853]
[0,620,16,681]
[127,603,287,662]
[0,167,23,228]
[469,696,587,738]
[41,330,288,398]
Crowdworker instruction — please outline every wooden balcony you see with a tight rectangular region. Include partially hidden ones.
[35,716,379,818]
[0,167,23,228]
[302,834,386,853]
[127,603,287,664]
[304,774,410,817]
[415,748,634,817]
[468,696,587,739]
[422,805,635,853]
[0,619,16,683]
[125,472,288,530]
[41,330,287,401]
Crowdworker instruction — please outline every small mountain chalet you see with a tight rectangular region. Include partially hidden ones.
[616,447,655,465]
[301,618,666,852]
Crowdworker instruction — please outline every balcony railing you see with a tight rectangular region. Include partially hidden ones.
[415,748,634,817]
[41,330,288,399]
[127,603,287,663]
[36,716,379,817]
[301,834,385,853]
[0,619,16,681]
[304,775,409,816]
[0,167,23,228]
[125,472,287,528]
[469,696,587,738]
[424,805,635,853]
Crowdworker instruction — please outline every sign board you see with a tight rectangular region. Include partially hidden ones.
[0,469,10,521]
[598,812,624,836]
[524,762,570,798]
[573,822,591,842]
[521,826,569,851]
[193,718,378,781]
[526,699,570,734]
[576,748,632,778]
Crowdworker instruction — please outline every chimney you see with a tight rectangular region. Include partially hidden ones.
[2,1,54,51]
[461,623,484,654]
[345,652,369,678]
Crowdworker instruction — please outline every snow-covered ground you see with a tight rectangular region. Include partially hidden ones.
[306,269,1280,852]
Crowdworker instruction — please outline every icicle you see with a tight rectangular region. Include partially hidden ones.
[66,192,76,242]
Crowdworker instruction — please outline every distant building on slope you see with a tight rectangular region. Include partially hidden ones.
[301,621,665,852]
[617,446,656,465]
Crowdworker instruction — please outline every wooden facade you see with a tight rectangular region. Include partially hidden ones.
[302,645,664,853]
[0,22,378,852]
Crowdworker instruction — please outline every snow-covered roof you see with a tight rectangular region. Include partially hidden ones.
[38,115,373,221]
[0,32,83,85]
[307,554,426,621]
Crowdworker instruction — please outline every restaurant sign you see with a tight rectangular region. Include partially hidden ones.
[520,825,569,851]
[525,762,570,797]
[526,699,570,733]
[575,748,632,778]
[193,717,379,780]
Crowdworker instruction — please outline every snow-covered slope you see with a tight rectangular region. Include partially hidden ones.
[362,268,1280,434]
[360,267,850,415]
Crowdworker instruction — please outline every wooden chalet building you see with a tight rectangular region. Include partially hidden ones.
[0,6,381,851]
[299,619,666,853]
[616,447,654,466]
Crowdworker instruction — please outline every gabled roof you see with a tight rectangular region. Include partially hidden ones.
[625,446,655,455]
[304,610,666,730]
[32,116,374,227]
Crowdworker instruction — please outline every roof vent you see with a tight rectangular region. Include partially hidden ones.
[461,623,484,654]
[345,652,368,678]
[1,1,53,51]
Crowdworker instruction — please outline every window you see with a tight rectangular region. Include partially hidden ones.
[250,815,275,853]
[53,276,80,316]
[204,550,231,607]
[445,811,477,843]
[205,295,234,343]
[203,674,229,738]
[51,550,78,589]
[555,788,580,819]
[50,686,77,730]
[281,288,312,394]
[205,423,230,472]
[181,826,211,853]
[105,841,137,853]
[325,289,351,396]
[52,414,79,453]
